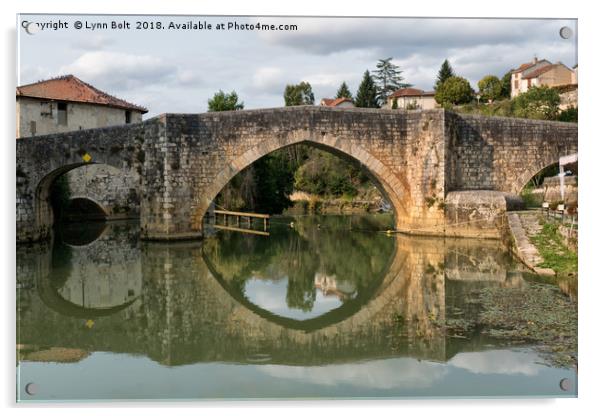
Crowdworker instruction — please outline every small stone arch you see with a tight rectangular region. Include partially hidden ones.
[514,155,563,194]
[192,134,411,230]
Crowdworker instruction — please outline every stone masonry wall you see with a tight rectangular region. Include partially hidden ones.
[65,164,140,220]
[445,112,578,194]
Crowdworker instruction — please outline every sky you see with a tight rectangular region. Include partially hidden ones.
[18,15,577,117]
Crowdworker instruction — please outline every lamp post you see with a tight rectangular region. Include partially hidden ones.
[476,94,481,106]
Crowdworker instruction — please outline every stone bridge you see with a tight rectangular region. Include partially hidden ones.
[16,107,577,242]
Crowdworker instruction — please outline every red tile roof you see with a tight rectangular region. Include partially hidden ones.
[389,88,435,98]
[511,59,551,74]
[522,63,571,79]
[522,65,555,79]
[320,97,353,107]
[16,75,148,113]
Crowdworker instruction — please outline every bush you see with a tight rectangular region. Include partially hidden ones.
[557,106,578,122]
[512,86,560,120]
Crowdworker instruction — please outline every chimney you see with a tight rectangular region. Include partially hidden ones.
[532,56,538,64]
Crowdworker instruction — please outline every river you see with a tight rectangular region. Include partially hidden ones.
[16,215,577,401]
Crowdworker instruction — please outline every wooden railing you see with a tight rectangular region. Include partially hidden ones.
[213,209,270,232]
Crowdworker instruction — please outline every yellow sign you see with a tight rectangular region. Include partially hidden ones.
[82,153,92,163]
[85,319,95,328]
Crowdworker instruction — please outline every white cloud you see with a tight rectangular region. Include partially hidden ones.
[59,51,175,91]
[449,349,542,376]
[259,357,449,390]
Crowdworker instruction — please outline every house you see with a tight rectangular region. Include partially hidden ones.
[386,88,437,110]
[319,97,354,108]
[510,58,575,97]
[16,74,147,138]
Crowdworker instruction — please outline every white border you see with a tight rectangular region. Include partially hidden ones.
[3,0,600,414]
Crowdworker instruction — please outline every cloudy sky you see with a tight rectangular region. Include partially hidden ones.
[18,15,577,117]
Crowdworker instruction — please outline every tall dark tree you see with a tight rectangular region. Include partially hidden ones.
[434,59,455,91]
[354,70,379,108]
[372,58,409,105]
[500,70,513,99]
[335,82,353,100]
[208,90,244,112]
[284,82,315,106]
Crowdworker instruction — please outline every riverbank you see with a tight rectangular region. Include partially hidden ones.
[285,189,388,215]
[504,211,577,278]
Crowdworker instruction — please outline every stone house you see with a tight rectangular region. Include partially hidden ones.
[510,58,575,97]
[320,97,355,108]
[16,75,148,221]
[17,74,147,138]
[386,88,437,110]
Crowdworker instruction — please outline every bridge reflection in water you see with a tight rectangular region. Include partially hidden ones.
[17,217,527,368]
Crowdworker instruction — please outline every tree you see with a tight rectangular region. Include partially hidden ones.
[434,76,474,106]
[207,90,244,112]
[557,106,578,123]
[512,85,560,120]
[372,57,409,106]
[500,70,513,99]
[478,75,503,102]
[284,82,315,106]
[354,70,379,108]
[335,82,353,100]
[434,59,455,91]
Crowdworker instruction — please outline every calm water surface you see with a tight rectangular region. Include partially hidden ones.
[16,215,577,401]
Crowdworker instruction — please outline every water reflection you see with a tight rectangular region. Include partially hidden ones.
[16,217,575,399]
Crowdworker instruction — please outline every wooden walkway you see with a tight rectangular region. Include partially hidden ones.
[213,209,270,233]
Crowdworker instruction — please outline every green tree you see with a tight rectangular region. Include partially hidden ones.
[478,75,503,102]
[512,85,560,120]
[207,90,244,112]
[372,57,409,105]
[284,82,315,106]
[434,76,474,105]
[335,82,353,100]
[557,106,578,123]
[355,70,379,108]
[500,70,513,98]
[434,59,455,91]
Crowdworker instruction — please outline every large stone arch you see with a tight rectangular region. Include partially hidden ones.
[192,135,411,229]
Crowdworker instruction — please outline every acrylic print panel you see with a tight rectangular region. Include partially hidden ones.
[16,14,578,401]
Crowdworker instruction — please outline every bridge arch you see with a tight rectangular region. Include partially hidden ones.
[192,135,411,230]
[514,155,563,195]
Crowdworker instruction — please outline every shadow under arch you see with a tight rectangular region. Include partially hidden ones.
[193,137,412,229]
[200,235,400,332]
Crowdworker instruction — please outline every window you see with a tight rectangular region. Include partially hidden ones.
[30,121,36,136]
[57,102,68,126]
[527,79,532,88]
[40,101,52,117]
[125,110,132,124]
[514,80,518,89]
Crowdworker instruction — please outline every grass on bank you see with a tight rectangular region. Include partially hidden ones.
[530,220,578,276]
